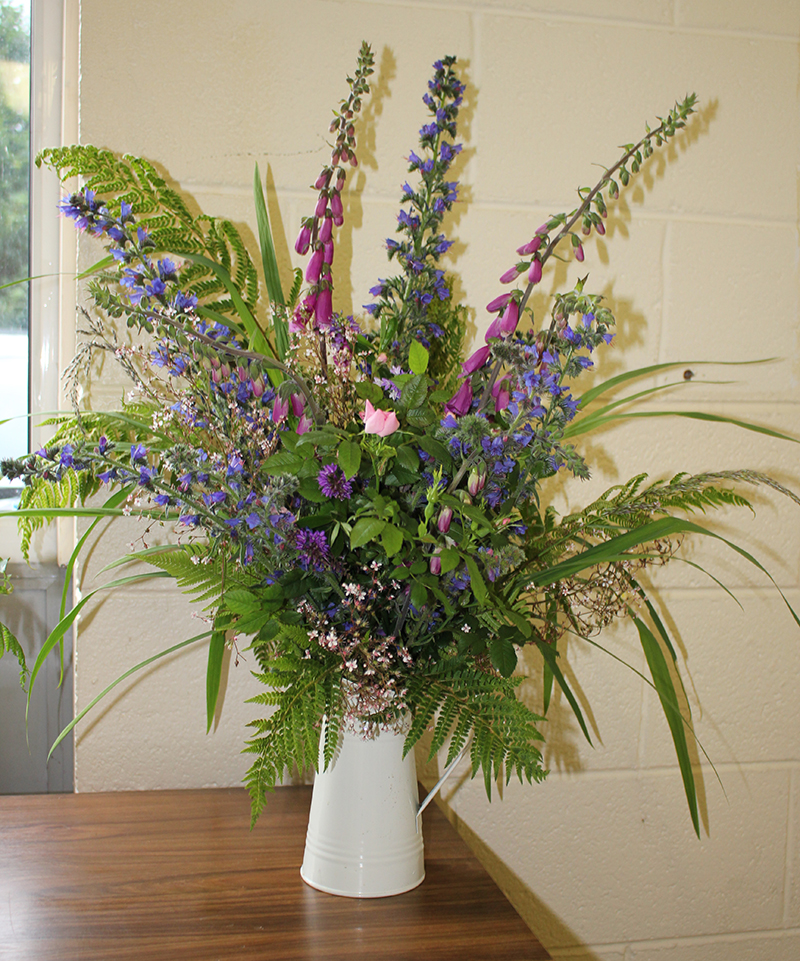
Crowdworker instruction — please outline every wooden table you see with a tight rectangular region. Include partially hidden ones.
[0,787,550,960]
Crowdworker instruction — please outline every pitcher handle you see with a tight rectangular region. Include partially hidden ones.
[415,735,472,828]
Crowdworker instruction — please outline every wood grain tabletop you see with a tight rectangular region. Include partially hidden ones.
[0,786,550,960]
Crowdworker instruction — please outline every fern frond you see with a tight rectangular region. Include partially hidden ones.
[17,469,98,559]
[243,624,341,825]
[1,621,28,690]
[405,658,546,797]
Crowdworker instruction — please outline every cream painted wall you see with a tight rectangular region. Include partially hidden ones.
[72,1,800,958]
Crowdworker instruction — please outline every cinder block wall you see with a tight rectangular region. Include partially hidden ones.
[73,2,800,958]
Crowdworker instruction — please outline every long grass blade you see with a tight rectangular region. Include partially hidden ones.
[634,615,699,837]
[47,630,212,760]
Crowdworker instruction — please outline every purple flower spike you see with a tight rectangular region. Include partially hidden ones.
[461,344,491,376]
[318,464,353,500]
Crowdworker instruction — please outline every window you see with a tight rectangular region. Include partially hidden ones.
[0,0,30,488]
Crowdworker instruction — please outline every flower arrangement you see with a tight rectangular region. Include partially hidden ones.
[1,45,798,834]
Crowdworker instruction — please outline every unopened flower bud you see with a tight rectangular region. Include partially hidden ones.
[499,265,521,284]
[306,247,324,284]
[295,224,311,255]
[430,552,442,576]
[595,221,605,235]
[468,468,486,497]
[575,243,585,262]
[528,257,542,285]
[486,292,513,313]
[314,170,331,190]
[516,236,542,256]
[437,507,453,534]
[314,194,328,219]
[319,216,333,243]
[330,192,343,219]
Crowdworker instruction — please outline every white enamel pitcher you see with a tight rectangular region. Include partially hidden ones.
[300,720,468,898]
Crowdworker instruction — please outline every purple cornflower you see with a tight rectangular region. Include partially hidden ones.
[318,464,353,500]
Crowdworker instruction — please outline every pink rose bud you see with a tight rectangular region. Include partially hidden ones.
[461,345,491,376]
[499,265,521,284]
[319,216,333,243]
[430,553,442,576]
[444,380,473,417]
[499,300,520,336]
[516,236,542,256]
[306,248,324,284]
[290,393,305,417]
[575,243,584,262]
[315,194,328,219]
[528,257,542,285]
[486,292,513,313]
[295,225,311,255]
[330,192,343,219]
[437,507,453,534]
[363,399,400,436]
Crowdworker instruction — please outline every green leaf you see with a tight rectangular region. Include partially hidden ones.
[409,340,430,375]
[488,636,517,677]
[380,523,404,557]
[396,446,420,472]
[410,581,428,609]
[439,548,460,574]
[224,589,262,614]
[350,516,386,548]
[417,435,452,469]
[206,629,227,732]
[338,440,362,480]
[399,374,428,411]
[634,616,699,837]
[463,555,487,604]
[406,407,436,427]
